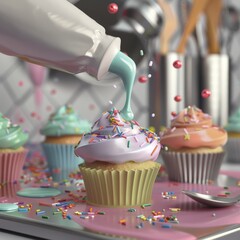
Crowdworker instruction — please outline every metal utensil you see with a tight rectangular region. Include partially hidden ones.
[124,0,163,39]
[199,54,229,126]
[182,190,240,207]
[221,5,240,54]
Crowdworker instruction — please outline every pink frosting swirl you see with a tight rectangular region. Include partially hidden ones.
[160,106,227,150]
[74,109,161,164]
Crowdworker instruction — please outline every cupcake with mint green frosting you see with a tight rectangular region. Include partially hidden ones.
[224,108,240,162]
[0,113,28,183]
[41,105,91,182]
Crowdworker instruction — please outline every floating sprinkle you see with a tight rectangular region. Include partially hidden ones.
[36,210,46,215]
[140,50,144,56]
[18,81,24,87]
[151,113,155,118]
[148,74,152,78]
[184,134,190,140]
[162,224,172,228]
[134,136,139,142]
[140,142,146,147]
[50,89,56,95]
[141,203,151,208]
[217,194,227,197]
[42,216,49,219]
[136,224,143,229]
[151,145,158,156]
[169,208,181,212]
[97,211,105,215]
[149,61,153,67]
[119,219,126,225]
[53,211,62,215]
[128,208,136,212]
[18,208,29,212]
[39,202,54,207]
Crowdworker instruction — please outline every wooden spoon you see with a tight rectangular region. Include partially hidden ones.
[176,0,209,54]
[204,0,222,54]
[157,0,178,54]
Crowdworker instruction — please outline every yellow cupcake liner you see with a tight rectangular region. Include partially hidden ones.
[79,163,160,207]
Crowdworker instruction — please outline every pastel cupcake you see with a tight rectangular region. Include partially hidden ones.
[160,106,227,184]
[0,113,28,183]
[41,105,91,182]
[75,108,161,207]
[224,107,240,163]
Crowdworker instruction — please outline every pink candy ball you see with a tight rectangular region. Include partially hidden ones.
[174,95,182,102]
[201,89,211,98]
[173,60,182,69]
[138,75,148,83]
[108,3,118,14]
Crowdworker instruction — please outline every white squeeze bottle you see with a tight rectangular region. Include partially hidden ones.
[0,0,136,121]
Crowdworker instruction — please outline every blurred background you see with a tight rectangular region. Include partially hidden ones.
[0,0,240,144]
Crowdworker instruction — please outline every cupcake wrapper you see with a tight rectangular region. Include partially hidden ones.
[80,163,160,207]
[224,138,240,163]
[0,150,28,183]
[0,183,21,198]
[42,143,83,182]
[161,151,225,184]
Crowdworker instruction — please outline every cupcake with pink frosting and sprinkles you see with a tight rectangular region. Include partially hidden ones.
[160,106,227,184]
[75,108,161,207]
[41,105,91,182]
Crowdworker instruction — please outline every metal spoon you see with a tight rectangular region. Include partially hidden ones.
[182,190,240,208]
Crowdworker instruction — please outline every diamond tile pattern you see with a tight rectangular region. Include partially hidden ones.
[0,54,149,143]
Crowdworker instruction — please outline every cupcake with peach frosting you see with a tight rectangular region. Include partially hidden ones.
[75,108,161,207]
[160,106,227,184]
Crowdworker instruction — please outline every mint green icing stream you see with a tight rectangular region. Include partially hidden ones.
[109,51,136,121]
[41,106,91,136]
[0,113,28,149]
[225,107,240,132]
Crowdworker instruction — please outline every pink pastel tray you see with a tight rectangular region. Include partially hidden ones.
[0,171,240,240]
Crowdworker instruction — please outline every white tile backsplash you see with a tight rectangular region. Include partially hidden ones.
[0,54,150,143]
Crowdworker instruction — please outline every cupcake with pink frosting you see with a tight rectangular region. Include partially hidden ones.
[160,106,227,184]
[75,108,161,207]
